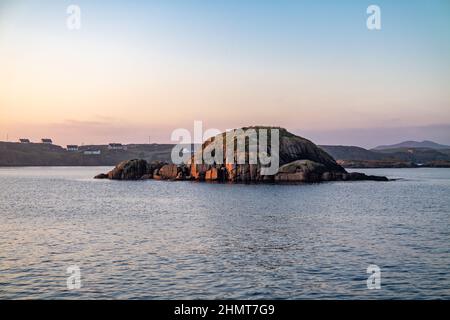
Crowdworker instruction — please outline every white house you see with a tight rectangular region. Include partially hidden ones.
[108,143,126,150]
[84,150,101,155]
[67,145,79,151]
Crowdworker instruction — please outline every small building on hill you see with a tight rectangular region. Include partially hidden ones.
[41,138,53,144]
[108,143,126,150]
[19,139,30,143]
[67,145,79,151]
[84,150,101,155]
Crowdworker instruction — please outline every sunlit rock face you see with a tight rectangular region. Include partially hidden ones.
[189,126,348,183]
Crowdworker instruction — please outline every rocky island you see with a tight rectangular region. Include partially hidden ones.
[95,127,388,182]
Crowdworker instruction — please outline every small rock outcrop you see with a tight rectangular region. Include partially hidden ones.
[94,173,108,179]
[95,127,389,183]
[106,159,149,180]
[275,160,327,182]
[95,159,166,180]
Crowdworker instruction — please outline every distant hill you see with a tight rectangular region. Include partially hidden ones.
[1,141,450,168]
[373,140,450,150]
[372,147,450,163]
[0,142,174,166]
[319,145,385,161]
[320,144,450,167]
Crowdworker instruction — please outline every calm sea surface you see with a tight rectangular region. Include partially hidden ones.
[0,167,449,299]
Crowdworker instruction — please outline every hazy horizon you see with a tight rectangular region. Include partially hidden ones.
[1,0,449,148]
[1,122,450,149]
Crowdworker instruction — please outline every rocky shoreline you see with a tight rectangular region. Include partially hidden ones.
[94,158,388,182]
[337,159,450,169]
[95,127,389,183]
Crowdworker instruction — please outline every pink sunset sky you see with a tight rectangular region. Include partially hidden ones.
[1,1,449,148]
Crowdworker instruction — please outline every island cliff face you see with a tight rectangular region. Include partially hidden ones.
[95,127,388,182]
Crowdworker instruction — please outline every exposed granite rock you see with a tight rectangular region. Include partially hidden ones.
[148,160,166,172]
[275,160,327,182]
[94,173,108,179]
[157,164,179,180]
[95,127,388,183]
[189,127,348,183]
[105,159,150,180]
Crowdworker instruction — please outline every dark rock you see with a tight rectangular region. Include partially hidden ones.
[364,175,389,181]
[346,172,366,180]
[334,172,389,182]
[149,160,167,172]
[107,159,150,180]
[94,173,108,179]
[321,172,334,181]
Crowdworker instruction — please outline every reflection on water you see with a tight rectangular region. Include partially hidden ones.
[0,167,449,299]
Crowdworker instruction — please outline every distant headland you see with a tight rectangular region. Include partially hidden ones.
[1,135,449,168]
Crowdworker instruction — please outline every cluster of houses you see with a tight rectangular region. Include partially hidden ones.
[20,138,53,144]
[18,138,126,155]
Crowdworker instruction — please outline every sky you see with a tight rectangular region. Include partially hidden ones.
[0,0,449,148]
